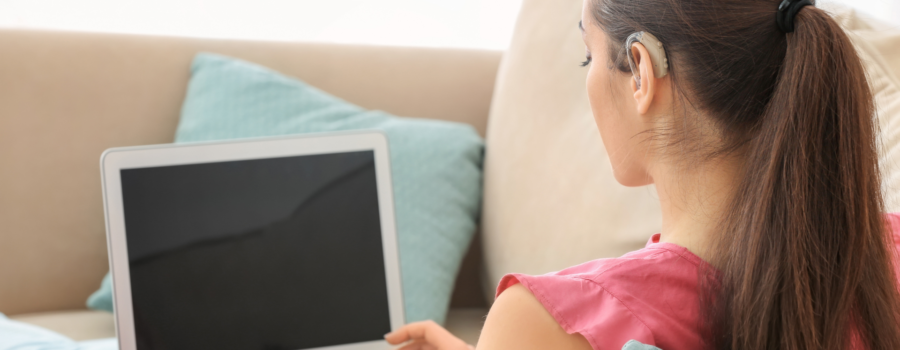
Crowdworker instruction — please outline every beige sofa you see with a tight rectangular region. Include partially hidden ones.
[2,0,899,346]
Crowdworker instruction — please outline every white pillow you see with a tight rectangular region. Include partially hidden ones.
[0,313,117,350]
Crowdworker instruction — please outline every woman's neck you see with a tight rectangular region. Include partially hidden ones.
[650,157,742,262]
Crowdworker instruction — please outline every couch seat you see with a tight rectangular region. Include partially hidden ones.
[10,310,116,341]
[10,308,488,345]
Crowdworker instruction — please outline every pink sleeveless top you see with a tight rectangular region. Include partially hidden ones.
[496,213,900,350]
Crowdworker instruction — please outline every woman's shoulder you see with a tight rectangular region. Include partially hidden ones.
[495,235,705,350]
[497,235,704,300]
[479,284,594,350]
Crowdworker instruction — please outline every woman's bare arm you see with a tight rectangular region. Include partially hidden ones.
[476,284,591,349]
[385,284,591,350]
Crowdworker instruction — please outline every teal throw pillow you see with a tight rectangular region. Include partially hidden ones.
[86,274,113,313]
[88,53,483,325]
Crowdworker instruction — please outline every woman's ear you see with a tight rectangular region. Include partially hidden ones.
[630,43,658,116]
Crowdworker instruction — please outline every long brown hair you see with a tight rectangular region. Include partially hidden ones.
[591,0,900,349]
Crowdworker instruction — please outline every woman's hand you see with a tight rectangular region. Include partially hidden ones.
[384,320,475,350]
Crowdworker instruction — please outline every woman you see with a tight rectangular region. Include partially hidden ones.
[386,0,900,349]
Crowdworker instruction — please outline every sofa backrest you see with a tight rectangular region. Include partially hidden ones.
[481,0,661,302]
[0,29,501,315]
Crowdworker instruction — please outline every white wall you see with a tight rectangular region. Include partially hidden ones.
[0,0,895,50]
[0,0,524,50]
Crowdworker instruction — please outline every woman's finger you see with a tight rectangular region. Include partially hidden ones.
[396,339,440,350]
[385,321,446,343]
[384,321,467,349]
[396,339,424,350]
[384,326,412,344]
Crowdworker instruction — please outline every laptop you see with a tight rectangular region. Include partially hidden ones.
[100,131,405,350]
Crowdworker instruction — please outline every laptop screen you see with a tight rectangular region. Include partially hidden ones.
[119,150,391,350]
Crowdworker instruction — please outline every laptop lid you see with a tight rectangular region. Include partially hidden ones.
[100,131,404,350]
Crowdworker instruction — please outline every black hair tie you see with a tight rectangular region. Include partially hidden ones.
[776,0,813,33]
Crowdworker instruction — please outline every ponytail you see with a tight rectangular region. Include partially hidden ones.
[593,1,900,349]
[710,7,900,349]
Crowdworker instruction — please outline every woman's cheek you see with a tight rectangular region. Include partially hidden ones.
[586,68,618,154]
[586,67,651,187]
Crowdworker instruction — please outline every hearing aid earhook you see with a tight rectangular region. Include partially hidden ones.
[625,31,669,90]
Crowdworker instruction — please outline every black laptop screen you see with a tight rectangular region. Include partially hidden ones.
[120,150,391,350]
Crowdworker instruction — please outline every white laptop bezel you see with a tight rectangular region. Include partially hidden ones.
[100,131,404,350]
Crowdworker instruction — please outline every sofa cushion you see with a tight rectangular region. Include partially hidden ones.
[8,308,486,345]
[6,310,115,342]
[443,308,487,345]
[89,53,485,325]
[829,4,900,211]
[481,0,662,300]
[848,33,900,211]
[481,0,900,301]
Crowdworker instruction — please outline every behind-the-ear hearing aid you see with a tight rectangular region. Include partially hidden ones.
[625,31,669,89]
